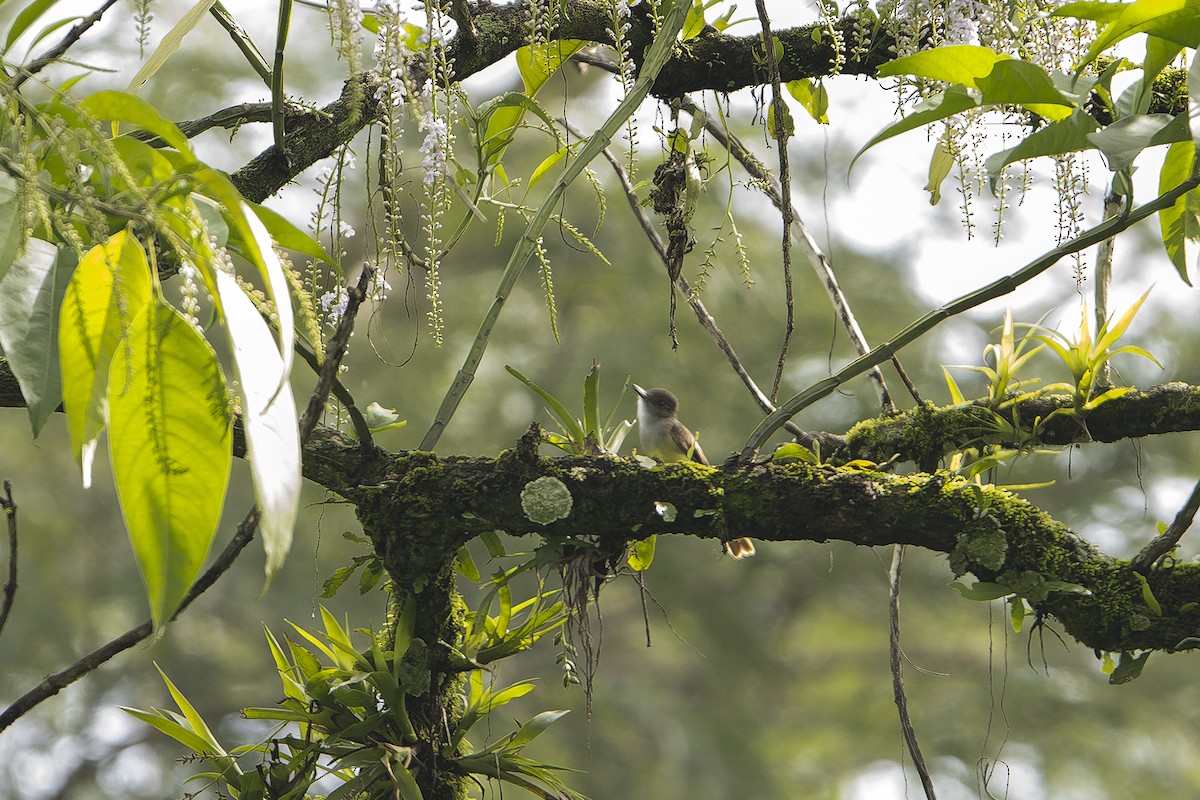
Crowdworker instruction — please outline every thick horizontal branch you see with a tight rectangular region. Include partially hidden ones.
[300,426,1200,656]
[842,383,1200,466]
[228,3,890,200]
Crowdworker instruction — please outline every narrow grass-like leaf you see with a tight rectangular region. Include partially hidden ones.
[126,0,218,95]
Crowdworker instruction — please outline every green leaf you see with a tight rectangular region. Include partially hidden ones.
[876,44,1009,89]
[126,0,218,95]
[851,86,979,173]
[528,145,569,190]
[975,60,1076,121]
[1087,113,1176,171]
[505,365,585,445]
[109,299,232,628]
[1080,0,1200,68]
[926,129,955,205]
[248,202,336,266]
[1109,650,1151,684]
[948,580,1013,601]
[509,709,570,749]
[479,92,563,170]
[455,545,480,583]
[1189,46,1200,150]
[628,535,656,571]
[1054,1,1130,22]
[4,0,61,51]
[1158,139,1200,282]
[766,98,794,140]
[58,231,152,486]
[0,175,23,277]
[785,78,829,124]
[215,269,300,584]
[79,90,195,160]
[582,360,600,440]
[516,39,588,97]
[771,442,818,463]
[1010,598,1026,632]
[0,238,71,435]
[1135,572,1163,616]
[985,109,1101,191]
[392,761,424,800]
[481,530,506,558]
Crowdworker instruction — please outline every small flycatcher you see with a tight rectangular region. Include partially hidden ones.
[633,384,755,559]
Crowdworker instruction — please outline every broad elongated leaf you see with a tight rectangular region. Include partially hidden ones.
[1087,113,1176,171]
[4,0,61,51]
[109,298,232,628]
[0,175,24,277]
[851,86,979,172]
[975,60,1076,121]
[0,238,71,434]
[1054,1,1130,22]
[786,78,829,123]
[79,89,195,159]
[876,44,1009,89]
[215,269,300,582]
[1079,0,1200,67]
[1158,139,1200,282]
[58,230,152,486]
[985,109,1101,190]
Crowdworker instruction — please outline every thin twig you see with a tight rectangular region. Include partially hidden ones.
[563,116,814,445]
[8,0,121,90]
[1094,189,1123,388]
[0,509,259,734]
[1132,476,1200,573]
[741,163,1200,457]
[419,2,689,450]
[753,2,796,402]
[889,545,938,800]
[300,266,374,443]
[272,0,294,160]
[0,481,17,638]
[678,95,905,412]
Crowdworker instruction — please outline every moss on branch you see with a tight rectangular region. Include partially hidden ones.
[841,383,1200,465]
[296,426,1200,656]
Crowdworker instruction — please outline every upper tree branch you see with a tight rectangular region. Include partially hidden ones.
[228,4,893,201]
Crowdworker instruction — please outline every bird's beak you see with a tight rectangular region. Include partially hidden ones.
[632,384,647,399]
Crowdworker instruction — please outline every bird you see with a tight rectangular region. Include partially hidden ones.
[633,384,756,559]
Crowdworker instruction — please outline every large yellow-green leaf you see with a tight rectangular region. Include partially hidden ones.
[109,298,232,628]
[215,269,300,583]
[1078,0,1200,68]
[58,230,152,486]
[876,44,1010,89]
[0,238,71,435]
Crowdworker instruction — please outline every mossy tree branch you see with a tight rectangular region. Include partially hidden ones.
[293,425,1200,657]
